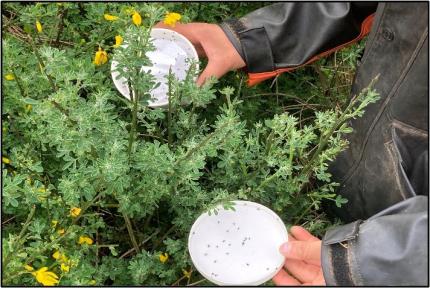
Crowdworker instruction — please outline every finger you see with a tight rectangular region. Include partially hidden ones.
[284,258,321,284]
[290,226,319,242]
[272,268,301,286]
[288,232,297,241]
[280,240,321,266]
[153,22,206,57]
[196,60,228,87]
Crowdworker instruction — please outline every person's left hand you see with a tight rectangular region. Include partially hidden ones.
[272,226,326,286]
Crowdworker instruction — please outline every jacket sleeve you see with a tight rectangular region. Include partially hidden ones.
[219,3,377,85]
[321,196,428,286]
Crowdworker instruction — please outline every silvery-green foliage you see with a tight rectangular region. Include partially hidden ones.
[2,2,379,286]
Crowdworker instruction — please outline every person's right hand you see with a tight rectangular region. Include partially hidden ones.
[273,226,326,286]
[154,22,246,86]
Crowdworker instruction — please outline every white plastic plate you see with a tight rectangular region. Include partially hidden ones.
[188,201,288,286]
[111,28,199,108]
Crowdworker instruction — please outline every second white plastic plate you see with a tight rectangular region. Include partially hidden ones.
[188,201,288,286]
[111,28,199,108]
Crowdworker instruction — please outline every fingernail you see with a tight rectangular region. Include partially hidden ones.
[280,243,289,254]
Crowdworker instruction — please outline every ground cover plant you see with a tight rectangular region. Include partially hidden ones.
[2,2,378,286]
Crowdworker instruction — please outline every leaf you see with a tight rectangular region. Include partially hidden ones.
[22,98,39,105]
[109,246,118,256]
[335,195,348,208]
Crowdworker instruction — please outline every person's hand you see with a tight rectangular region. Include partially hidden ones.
[273,226,326,286]
[154,22,246,86]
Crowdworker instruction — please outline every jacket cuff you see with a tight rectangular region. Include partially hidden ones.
[219,19,275,73]
[218,20,245,61]
[321,220,362,286]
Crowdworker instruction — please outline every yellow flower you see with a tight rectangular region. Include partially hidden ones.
[53,250,69,262]
[132,11,142,26]
[163,12,181,27]
[25,104,32,112]
[2,156,10,164]
[51,220,58,227]
[5,74,15,81]
[37,186,46,193]
[78,235,94,245]
[89,279,97,285]
[36,20,43,33]
[113,35,123,48]
[24,264,34,272]
[57,228,65,235]
[60,263,70,273]
[52,250,61,260]
[159,252,169,263]
[104,14,119,21]
[31,267,59,286]
[70,207,81,217]
[93,47,108,66]
[183,268,192,279]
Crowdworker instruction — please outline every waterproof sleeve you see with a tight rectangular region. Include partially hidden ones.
[219,2,377,85]
[321,196,428,286]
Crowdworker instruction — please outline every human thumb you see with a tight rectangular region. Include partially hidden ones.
[280,240,321,264]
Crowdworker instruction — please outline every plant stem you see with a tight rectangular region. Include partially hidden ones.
[298,77,379,192]
[3,205,36,268]
[18,205,36,239]
[153,224,176,250]
[119,229,160,259]
[28,36,57,92]
[174,120,231,167]
[127,92,138,156]
[187,278,207,286]
[54,6,67,46]
[11,68,26,98]
[172,275,187,286]
[123,214,140,254]
[294,203,314,225]
[167,67,173,147]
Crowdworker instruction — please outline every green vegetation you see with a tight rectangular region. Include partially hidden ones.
[2,2,376,286]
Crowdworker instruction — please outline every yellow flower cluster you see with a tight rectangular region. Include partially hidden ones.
[24,264,34,271]
[113,35,123,48]
[53,250,71,273]
[104,11,142,26]
[163,12,181,27]
[52,250,68,262]
[35,20,43,33]
[183,268,192,279]
[93,47,108,66]
[132,11,142,26]
[159,252,169,263]
[78,235,94,245]
[4,74,15,81]
[60,263,70,273]
[2,156,10,164]
[104,14,118,21]
[70,207,81,217]
[25,104,32,113]
[31,267,59,286]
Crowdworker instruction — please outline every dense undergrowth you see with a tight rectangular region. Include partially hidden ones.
[1,2,376,286]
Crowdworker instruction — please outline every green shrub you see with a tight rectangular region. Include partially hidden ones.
[2,2,378,286]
